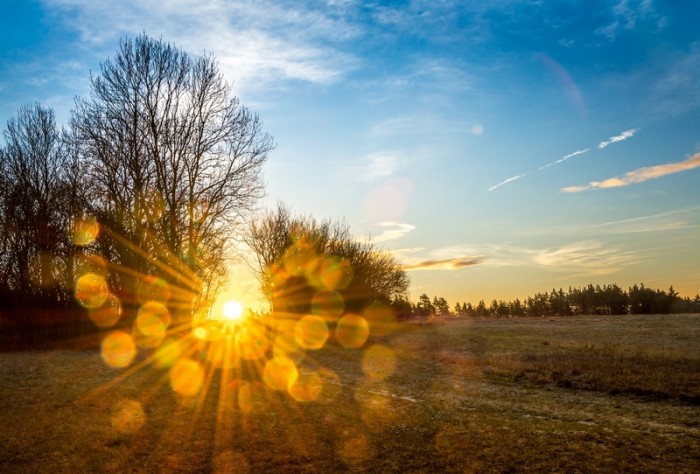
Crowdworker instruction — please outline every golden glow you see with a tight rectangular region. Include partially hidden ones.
[222,300,244,321]
[136,276,171,305]
[169,359,204,397]
[70,220,413,463]
[274,332,305,364]
[135,301,171,348]
[335,314,370,348]
[237,325,269,360]
[72,217,100,246]
[362,344,397,380]
[111,399,145,434]
[294,315,329,350]
[75,272,109,309]
[289,370,323,402]
[263,355,298,391]
[311,290,344,317]
[154,338,184,368]
[101,331,136,368]
[88,293,122,328]
[136,301,171,336]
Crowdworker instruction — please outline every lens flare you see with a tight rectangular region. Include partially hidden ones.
[75,272,109,308]
[294,315,329,350]
[72,217,100,246]
[362,344,397,380]
[263,356,298,391]
[289,370,323,402]
[273,332,305,364]
[170,359,204,397]
[111,399,145,434]
[311,290,344,318]
[136,301,171,336]
[136,276,171,305]
[154,338,184,368]
[101,331,137,368]
[319,256,353,290]
[237,325,269,360]
[88,293,122,328]
[335,314,370,348]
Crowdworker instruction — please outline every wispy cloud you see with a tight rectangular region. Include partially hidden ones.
[595,0,665,41]
[562,152,700,192]
[489,148,588,191]
[579,206,700,233]
[598,128,639,149]
[368,112,474,138]
[373,222,416,243]
[539,149,589,170]
[398,238,638,276]
[357,152,400,182]
[651,42,700,117]
[403,257,483,271]
[533,240,638,275]
[44,0,360,93]
[486,173,528,192]
[489,128,639,192]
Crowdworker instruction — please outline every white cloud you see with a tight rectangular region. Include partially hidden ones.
[580,206,700,234]
[595,0,664,40]
[562,152,700,192]
[354,152,400,182]
[533,240,638,275]
[43,0,361,93]
[539,149,589,170]
[489,147,588,192]
[397,239,638,276]
[471,124,484,135]
[598,128,639,149]
[373,222,416,242]
[487,128,634,192]
[486,173,527,192]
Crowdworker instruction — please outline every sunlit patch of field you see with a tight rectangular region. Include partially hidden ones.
[1,314,699,472]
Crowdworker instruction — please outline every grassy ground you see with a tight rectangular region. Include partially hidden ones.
[1,314,699,473]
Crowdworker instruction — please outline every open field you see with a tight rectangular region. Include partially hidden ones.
[1,314,699,473]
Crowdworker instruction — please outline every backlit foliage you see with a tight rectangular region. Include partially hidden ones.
[245,203,409,315]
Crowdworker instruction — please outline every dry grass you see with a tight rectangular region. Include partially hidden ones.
[1,314,699,472]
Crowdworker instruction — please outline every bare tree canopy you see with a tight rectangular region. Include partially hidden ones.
[0,104,76,302]
[245,203,409,317]
[71,34,273,318]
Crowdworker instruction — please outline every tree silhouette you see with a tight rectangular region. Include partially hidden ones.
[71,34,272,321]
[0,104,75,304]
[245,203,409,317]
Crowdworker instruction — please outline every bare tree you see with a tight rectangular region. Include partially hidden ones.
[245,203,409,315]
[0,104,73,303]
[71,35,273,320]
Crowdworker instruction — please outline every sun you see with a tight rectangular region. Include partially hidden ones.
[222,300,244,321]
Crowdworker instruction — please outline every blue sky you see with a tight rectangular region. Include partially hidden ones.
[1,0,699,308]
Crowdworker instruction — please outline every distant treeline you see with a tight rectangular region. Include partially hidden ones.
[394,283,700,319]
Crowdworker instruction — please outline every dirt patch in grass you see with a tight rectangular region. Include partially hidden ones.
[1,314,699,472]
